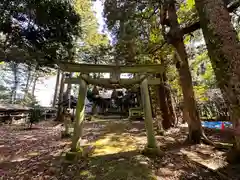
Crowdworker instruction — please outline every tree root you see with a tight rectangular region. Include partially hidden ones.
[186,130,235,153]
[141,146,164,157]
[185,130,215,146]
[213,142,233,151]
[201,132,216,146]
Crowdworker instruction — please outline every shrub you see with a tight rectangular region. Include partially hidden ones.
[29,106,43,128]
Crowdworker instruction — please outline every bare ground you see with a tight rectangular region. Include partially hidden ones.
[0,119,239,180]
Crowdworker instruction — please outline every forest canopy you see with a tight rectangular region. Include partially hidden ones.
[0,0,81,66]
[0,0,82,104]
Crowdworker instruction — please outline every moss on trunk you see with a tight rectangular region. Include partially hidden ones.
[195,0,240,152]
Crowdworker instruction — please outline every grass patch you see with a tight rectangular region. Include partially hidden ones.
[75,120,157,179]
[92,133,138,156]
[88,121,144,156]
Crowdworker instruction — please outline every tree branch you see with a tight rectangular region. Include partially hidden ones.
[181,1,240,35]
[147,41,167,54]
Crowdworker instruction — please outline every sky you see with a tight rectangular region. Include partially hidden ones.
[92,0,112,42]
[92,0,105,32]
[35,0,109,107]
[35,76,56,106]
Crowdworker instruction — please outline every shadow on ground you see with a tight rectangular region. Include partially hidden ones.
[69,120,231,180]
[62,150,156,180]
[1,119,240,180]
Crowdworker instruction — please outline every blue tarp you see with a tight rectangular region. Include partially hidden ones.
[202,121,232,129]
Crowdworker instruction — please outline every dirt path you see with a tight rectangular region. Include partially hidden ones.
[0,119,239,180]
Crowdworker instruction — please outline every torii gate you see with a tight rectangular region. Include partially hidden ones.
[58,61,164,155]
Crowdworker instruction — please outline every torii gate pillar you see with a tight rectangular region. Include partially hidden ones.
[140,77,157,148]
[71,77,88,152]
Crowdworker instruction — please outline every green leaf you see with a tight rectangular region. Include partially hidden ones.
[184,35,191,44]
[186,0,195,9]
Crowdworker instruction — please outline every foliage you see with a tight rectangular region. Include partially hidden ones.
[0,61,54,104]
[177,0,197,26]
[0,0,81,66]
[77,45,113,64]
[0,0,82,105]
[102,0,232,125]
[0,0,112,107]
[0,85,11,102]
[104,0,156,64]
[191,52,216,99]
[29,106,44,128]
[102,0,198,65]
[17,92,39,106]
[74,0,110,64]
[75,0,107,46]
[103,0,238,64]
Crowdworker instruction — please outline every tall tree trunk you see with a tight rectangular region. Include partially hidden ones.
[157,73,172,129]
[162,71,176,125]
[165,86,176,125]
[166,2,202,143]
[31,64,39,98]
[31,76,38,97]
[195,0,240,154]
[66,73,73,109]
[52,68,60,107]
[24,65,32,100]
[11,62,18,104]
[174,49,202,143]
[156,67,176,129]
[56,73,65,121]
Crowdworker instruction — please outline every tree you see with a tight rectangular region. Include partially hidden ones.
[52,68,61,107]
[0,0,81,107]
[0,0,81,66]
[0,85,10,103]
[103,0,206,142]
[103,0,167,152]
[194,0,240,159]
[157,71,176,129]
[158,0,218,143]
[74,0,109,65]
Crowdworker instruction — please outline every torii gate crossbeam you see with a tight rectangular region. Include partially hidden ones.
[59,62,164,73]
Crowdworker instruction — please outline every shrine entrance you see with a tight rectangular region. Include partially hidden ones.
[57,61,164,154]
